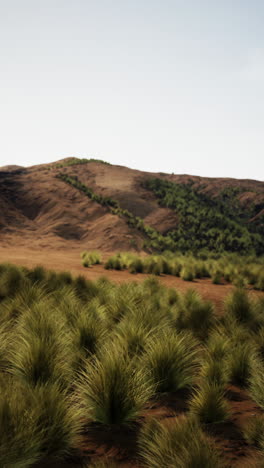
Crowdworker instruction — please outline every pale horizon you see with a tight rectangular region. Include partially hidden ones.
[1,0,264,181]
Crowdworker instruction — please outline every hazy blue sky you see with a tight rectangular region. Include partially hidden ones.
[0,0,263,179]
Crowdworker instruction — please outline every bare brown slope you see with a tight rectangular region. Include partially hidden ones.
[0,165,145,251]
[0,158,263,251]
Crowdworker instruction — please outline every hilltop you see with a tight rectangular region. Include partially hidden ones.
[0,157,263,254]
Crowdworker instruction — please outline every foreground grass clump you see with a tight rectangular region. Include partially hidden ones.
[0,378,82,467]
[0,379,41,467]
[142,330,199,393]
[243,415,264,448]
[189,382,230,424]
[77,346,155,424]
[139,415,223,468]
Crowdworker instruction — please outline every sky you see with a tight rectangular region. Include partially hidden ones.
[0,0,263,180]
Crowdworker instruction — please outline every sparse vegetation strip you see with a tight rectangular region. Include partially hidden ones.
[103,251,264,290]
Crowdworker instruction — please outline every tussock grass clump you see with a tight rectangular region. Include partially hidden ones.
[129,257,144,274]
[0,264,26,299]
[227,343,257,387]
[71,310,107,371]
[73,275,99,301]
[0,380,42,468]
[0,379,82,467]
[10,303,70,387]
[104,255,123,270]
[224,288,255,323]
[142,330,199,393]
[114,319,154,357]
[189,382,230,424]
[81,251,102,267]
[249,363,264,409]
[32,382,82,458]
[243,415,264,448]
[253,326,264,359]
[180,266,194,281]
[26,265,47,284]
[201,355,229,387]
[172,289,214,339]
[77,346,155,425]
[212,271,222,284]
[206,330,230,361]
[139,415,223,468]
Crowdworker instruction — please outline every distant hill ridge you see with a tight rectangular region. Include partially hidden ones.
[0,157,263,254]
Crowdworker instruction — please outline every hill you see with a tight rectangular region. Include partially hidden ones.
[0,157,263,254]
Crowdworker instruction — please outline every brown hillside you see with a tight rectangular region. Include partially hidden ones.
[0,159,263,251]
